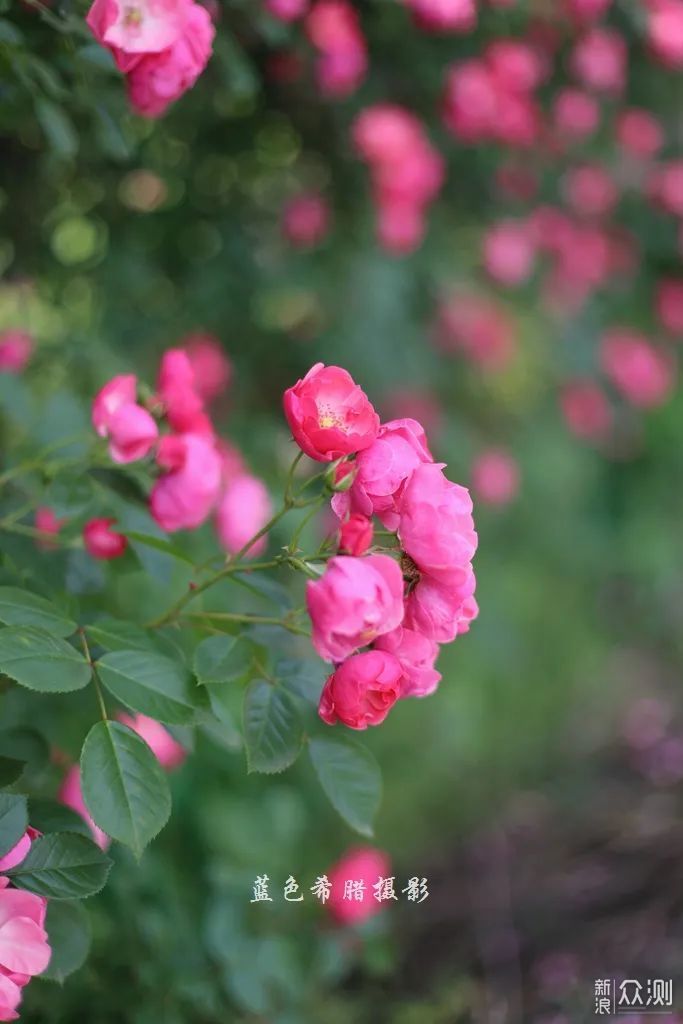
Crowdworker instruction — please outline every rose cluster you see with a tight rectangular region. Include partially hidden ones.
[0,831,51,1021]
[86,0,215,118]
[38,335,271,561]
[283,363,478,730]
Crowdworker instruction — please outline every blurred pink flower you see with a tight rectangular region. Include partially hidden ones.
[58,765,110,850]
[215,473,272,556]
[552,88,600,143]
[570,27,627,94]
[656,279,683,336]
[34,506,64,550]
[282,193,331,248]
[647,0,683,69]
[471,449,519,506]
[326,846,392,924]
[265,0,308,20]
[150,432,223,531]
[0,331,32,374]
[117,713,186,770]
[483,219,535,287]
[616,108,663,160]
[405,0,476,33]
[560,379,613,440]
[183,333,232,403]
[600,329,675,408]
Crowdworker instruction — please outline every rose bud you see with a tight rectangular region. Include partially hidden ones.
[339,514,373,556]
[83,517,128,559]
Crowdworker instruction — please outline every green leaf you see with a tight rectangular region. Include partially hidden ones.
[85,618,155,653]
[276,657,327,704]
[80,721,171,857]
[243,680,303,774]
[0,728,49,770]
[96,650,195,724]
[0,18,23,45]
[194,635,253,685]
[0,756,25,787]
[125,531,194,564]
[28,799,91,839]
[0,627,91,693]
[43,901,92,983]
[308,735,382,837]
[0,793,28,859]
[34,98,78,159]
[7,832,111,899]
[0,587,76,637]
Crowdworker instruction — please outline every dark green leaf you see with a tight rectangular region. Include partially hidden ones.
[34,99,78,159]
[308,735,382,837]
[80,721,171,857]
[0,793,28,859]
[0,756,25,787]
[28,799,91,839]
[96,649,195,724]
[8,832,111,899]
[0,587,76,637]
[243,680,303,774]
[0,627,91,693]
[194,634,253,685]
[85,618,155,653]
[125,531,194,564]
[276,657,327,704]
[43,901,91,983]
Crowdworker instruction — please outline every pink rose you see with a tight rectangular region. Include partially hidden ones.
[404,569,478,643]
[306,554,404,662]
[326,846,391,924]
[283,363,379,462]
[156,349,212,435]
[398,463,477,585]
[117,713,186,770]
[86,0,187,72]
[58,766,110,851]
[471,449,519,507]
[92,372,158,463]
[374,626,441,697]
[127,2,214,118]
[182,333,232,403]
[338,514,373,556]
[319,650,403,729]
[0,331,32,374]
[648,0,683,69]
[553,88,599,143]
[332,418,432,530]
[0,876,51,1020]
[215,473,272,557]
[150,433,222,532]
[600,329,675,408]
[83,518,128,560]
[405,0,476,33]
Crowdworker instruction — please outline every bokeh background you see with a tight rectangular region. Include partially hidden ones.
[1,0,683,1020]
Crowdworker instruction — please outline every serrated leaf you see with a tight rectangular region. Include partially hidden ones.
[0,793,28,859]
[80,721,170,857]
[43,900,91,983]
[0,587,76,637]
[194,634,253,686]
[8,832,111,899]
[85,618,155,653]
[243,680,303,774]
[308,735,382,837]
[96,650,195,724]
[0,627,91,693]
[28,799,91,839]
[276,657,327,704]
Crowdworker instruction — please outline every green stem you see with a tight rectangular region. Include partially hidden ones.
[287,496,325,555]
[79,630,108,722]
